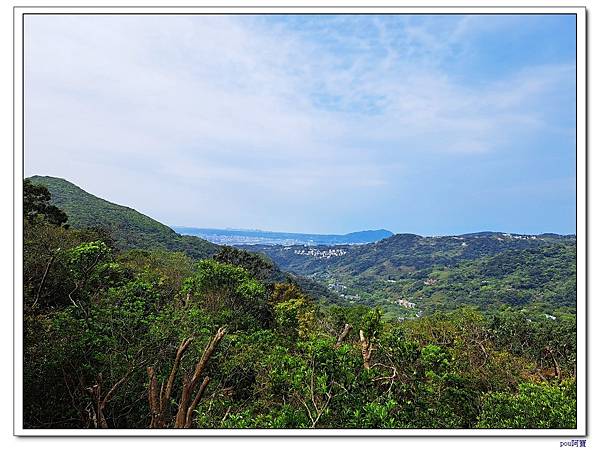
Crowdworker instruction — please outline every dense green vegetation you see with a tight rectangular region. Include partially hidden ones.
[245,232,576,319]
[26,176,334,303]
[22,180,577,429]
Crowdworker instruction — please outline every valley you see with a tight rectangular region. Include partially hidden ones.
[241,233,576,320]
[22,176,578,430]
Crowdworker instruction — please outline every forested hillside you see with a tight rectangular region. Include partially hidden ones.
[26,177,339,303]
[243,233,576,319]
[28,176,219,259]
[22,179,577,430]
[244,232,574,276]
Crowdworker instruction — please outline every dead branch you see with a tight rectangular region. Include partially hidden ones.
[370,363,398,382]
[359,330,374,370]
[147,327,226,429]
[220,406,232,426]
[147,336,193,428]
[334,323,352,349]
[32,253,57,309]
[85,383,107,429]
[175,327,226,428]
[184,376,210,428]
[85,367,135,429]
[162,337,193,411]
[544,346,562,380]
[101,372,131,410]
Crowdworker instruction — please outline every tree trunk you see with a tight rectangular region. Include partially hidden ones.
[147,367,162,428]
[545,346,562,380]
[86,371,132,429]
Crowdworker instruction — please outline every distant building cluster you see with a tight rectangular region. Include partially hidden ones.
[498,233,539,241]
[328,282,347,292]
[194,234,309,246]
[293,248,347,259]
[395,298,416,308]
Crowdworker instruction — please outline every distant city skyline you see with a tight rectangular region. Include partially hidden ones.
[24,14,576,235]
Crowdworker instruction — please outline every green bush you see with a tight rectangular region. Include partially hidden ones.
[477,380,576,429]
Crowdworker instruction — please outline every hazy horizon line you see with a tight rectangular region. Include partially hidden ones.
[26,174,576,238]
[171,224,576,238]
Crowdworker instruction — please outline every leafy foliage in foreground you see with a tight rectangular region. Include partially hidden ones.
[478,380,576,429]
[22,182,576,430]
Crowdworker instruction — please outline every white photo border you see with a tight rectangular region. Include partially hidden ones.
[13,4,588,437]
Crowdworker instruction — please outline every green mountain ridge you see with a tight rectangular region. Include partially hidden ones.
[27,175,576,318]
[26,176,337,303]
[241,231,574,277]
[241,231,576,317]
[27,176,220,259]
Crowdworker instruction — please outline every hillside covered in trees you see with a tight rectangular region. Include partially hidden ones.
[28,176,220,260]
[243,232,576,319]
[22,178,577,430]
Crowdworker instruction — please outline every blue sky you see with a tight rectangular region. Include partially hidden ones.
[24,14,576,235]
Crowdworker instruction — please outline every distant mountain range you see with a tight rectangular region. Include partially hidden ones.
[241,231,576,317]
[25,176,339,302]
[27,176,576,317]
[172,226,394,246]
[243,231,575,278]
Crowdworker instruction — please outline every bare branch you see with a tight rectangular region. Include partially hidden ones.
[334,323,352,349]
[184,376,210,428]
[174,327,227,428]
[32,253,56,309]
[161,337,193,411]
[359,330,373,370]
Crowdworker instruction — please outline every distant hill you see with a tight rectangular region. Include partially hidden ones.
[173,226,394,246]
[26,176,576,316]
[241,231,574,276]
[26,176,336,301]
[241,231,576,317]
[27,176,219,259]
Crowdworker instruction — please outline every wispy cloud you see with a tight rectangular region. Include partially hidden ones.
[24,14,576,234]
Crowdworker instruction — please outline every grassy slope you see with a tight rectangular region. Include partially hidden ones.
[28,176,219,260]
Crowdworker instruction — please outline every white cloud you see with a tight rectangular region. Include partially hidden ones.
[24,14,575,231]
